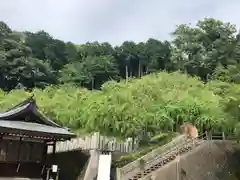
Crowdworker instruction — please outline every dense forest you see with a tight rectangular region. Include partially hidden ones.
[1,18,240,139]
[2,18,240,91]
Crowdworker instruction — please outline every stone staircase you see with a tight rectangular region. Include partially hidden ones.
[116,133,207,180]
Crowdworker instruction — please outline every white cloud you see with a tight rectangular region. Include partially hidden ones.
[0,0,239,45]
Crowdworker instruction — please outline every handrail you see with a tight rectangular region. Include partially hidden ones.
[142,133,206,170]
[118,132,207,179]
[123,133,206,172]
[209,134,237,140]
[116,132,237,180]
[119,134,187,172]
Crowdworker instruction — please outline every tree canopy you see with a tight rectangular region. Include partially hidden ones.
[1,18,240,91]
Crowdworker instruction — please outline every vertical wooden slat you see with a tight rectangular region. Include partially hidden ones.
[52,132,139,153]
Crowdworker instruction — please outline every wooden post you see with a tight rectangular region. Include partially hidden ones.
[41,142,48,176]
[176,155,180,180]
[52,141,56,164]
[205,131,208,140]
[16,137,22,172]
[207,131,212,140]
[222,132,225,140]
[46,168,50,180]
[42,143,47,163]
[116,168,121,180]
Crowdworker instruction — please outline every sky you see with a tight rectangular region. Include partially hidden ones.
[0,0,240,45]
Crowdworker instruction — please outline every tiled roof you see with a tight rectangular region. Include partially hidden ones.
[0,120,75,137]
[0,97,75,138]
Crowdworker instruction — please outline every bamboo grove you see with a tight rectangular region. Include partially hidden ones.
[0,72,239,139]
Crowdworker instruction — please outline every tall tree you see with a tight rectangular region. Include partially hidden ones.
[60,55,118,89]
[171,18,237,80]
[0,23,57,90]
[25,31,69,71]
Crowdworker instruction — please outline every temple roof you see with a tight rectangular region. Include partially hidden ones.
[0,120,73,136]
[0,96,75,140]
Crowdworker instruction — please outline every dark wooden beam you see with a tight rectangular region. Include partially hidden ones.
[17,137,22,162]
[52,142,56,164]
[0,132,67,142]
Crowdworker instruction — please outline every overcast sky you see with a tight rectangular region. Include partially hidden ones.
[0,0,239,45]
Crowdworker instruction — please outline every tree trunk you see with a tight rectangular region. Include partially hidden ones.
[125,65,128,80]
[91,78,94,90]
[138,62,141,77]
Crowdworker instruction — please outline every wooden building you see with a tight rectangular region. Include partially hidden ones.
[0,97,75,179]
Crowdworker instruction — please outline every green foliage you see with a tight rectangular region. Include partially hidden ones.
[0,18,240,143]
[0,24,58,90]
[213,64,240,84]
[171,18,237,80]
[150,133,170,143]
[1,18,240,90]
[207,81,240,133]
[59,55,119,89]
[0,72,232,139]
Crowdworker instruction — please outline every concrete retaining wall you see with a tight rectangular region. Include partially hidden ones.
[149,141,240,180]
